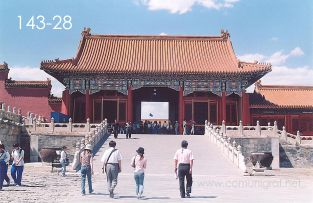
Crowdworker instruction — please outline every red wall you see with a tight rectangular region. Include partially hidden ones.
[0,75,61,120]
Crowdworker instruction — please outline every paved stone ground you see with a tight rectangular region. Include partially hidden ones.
[1,134,313,203]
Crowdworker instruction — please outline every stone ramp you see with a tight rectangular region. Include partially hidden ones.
[67,134,241,202]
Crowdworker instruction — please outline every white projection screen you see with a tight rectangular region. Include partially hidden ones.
[141,102,169,120]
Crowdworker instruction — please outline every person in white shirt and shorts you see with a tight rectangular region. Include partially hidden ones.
[174,140,194,198]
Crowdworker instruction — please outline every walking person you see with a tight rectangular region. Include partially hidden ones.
[183,120,187,135]
[101,140,122,198]
[58,146,68,177]
[125,122,131,139]
[190,121,195,135]
[128,122,132,139]
[0,143,10,190]
[11,143,24,186]
[131,147,147,199]
[113,120,119,139]
[80,144,94,196]
[174,140,194,198]
[175,121,179,135]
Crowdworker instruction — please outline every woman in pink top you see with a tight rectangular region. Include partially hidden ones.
[131,147,147,199]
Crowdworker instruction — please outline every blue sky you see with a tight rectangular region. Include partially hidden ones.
[0,0,312,96]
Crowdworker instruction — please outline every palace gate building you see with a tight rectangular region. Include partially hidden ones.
[40,28,272,134]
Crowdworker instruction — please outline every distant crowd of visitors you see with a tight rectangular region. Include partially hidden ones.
[110,119,197,137]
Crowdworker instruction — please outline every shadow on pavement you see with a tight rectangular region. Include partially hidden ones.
[190,195,217,199]
[21,184,46,187]
[89,192,109,196]
[118,195,170,200]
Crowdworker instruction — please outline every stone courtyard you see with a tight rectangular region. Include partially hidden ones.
[1,134,313,203]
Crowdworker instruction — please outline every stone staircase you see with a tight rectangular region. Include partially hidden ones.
[67,134,241,202]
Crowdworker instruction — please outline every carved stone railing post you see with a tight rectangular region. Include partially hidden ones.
[87,118,90,132]
[7,105,11,112]
[33,118,37,131]
[237,145,246,171]
[13,107,17,114]
[30,113,34,124]
[232,140,236,162]
[296,131,301,146]
[256,120,261,136]
[227,137,231,157]
[282,126,287,142]
[267,122,271,130]
[68,118,73,132]
[239,120,243,136]
[50,117,55,132]
[273,121,278,136]
[1,103,5,111]
[222,120,226,135]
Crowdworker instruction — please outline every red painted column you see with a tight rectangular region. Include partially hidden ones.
[242,91,250,125]
[178,86,184,134]
[127,86,133,123]
[62,89,71,116]
[221,91,227,124]
[85,89,91,121]
[285,115,292,133]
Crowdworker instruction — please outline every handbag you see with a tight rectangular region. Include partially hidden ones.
[102,149,117,174]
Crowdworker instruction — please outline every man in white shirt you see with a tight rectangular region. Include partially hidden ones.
[101,140,122,198]
[11,143,24,186]
[174,140,194,198]
[58,146,68,177]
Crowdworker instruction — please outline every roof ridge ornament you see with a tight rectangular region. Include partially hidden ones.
[82,27,91,37]
[256,80,262,87]
[221,29,230,39]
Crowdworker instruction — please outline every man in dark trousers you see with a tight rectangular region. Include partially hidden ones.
[126,122,132,139]
[173,140,194,198]
[112,120,119,139]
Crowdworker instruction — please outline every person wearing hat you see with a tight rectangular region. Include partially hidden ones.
[131,147,147,199]
[174,140,194,198]
[80,144,94,195]
[11,143,24,186]
[58,146,68,177]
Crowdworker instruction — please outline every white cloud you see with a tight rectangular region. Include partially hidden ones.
[137,0,239,14]
[289,47,304,57]
[246,65,313,93]
[239,47,312,92]
[237,53,266,63]
[238,47,304,66]
[8,66,65,97]
[159,32,168,35]
[261,65,313,86]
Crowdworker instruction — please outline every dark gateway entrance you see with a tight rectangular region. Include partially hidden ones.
[133,87,178,123]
